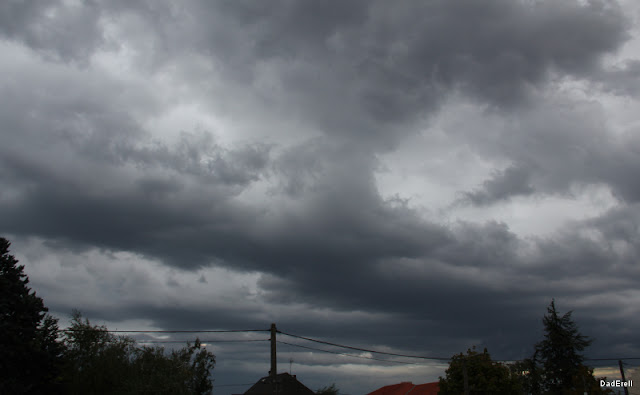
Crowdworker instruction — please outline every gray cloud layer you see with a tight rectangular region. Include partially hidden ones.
[2,1,640,393]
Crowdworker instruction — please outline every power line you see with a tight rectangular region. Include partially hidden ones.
[277,340,425,365]
[279,331,451,361]
[279,330,640,364]
[44,326,640,363]
[58,329,268,333]
[136,339,269,344]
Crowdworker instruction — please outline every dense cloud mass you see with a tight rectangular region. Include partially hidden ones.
[1,0,640,393]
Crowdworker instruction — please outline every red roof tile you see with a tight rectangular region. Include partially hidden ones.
[367,381,439,395]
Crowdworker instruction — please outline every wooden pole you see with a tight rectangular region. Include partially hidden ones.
[270,323,277,380]
[619,360,629,395]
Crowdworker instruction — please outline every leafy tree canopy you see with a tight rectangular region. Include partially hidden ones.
[439,346,522,395]
[62,311,217,395]
[1,237,216,395]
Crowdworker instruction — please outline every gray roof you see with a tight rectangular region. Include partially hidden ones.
[244,372,315,395]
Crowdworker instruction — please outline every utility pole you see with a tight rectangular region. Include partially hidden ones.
[619,360,629,395]
[270,323,277,380]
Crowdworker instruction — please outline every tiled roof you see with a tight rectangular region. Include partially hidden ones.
[243,372,315,395]
[367,381,439,395]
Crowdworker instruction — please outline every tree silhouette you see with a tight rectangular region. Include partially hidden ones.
[439,346,521,394]
[531,299,612,395]
[0,237,64,394]
[61,310,216,395]
[1,237,217,394]
[316,383,340,395]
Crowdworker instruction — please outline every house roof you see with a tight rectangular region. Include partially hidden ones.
[243,372,315,395]
[367,381,440,395]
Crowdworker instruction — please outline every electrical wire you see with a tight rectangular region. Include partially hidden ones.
[47,326,640,363]
[136,339,269,344]
[277,340,424,365]
[59,329,268,333]
[279,331,640,364]
[279,331,451,361]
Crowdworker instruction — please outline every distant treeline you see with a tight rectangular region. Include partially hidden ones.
[1,237,215,395]
[438,300,616,395]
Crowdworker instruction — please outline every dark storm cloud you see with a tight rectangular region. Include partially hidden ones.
[2,1,640,392]
[462,164,535,205]
[120,132,272,186]
[595,132,640,202]
[3,0,621,149]
[244,0,628,147]
[586,203,640,245]
[595,59,640,95]
[4,121,576,361]
[456,95,640,206]
[0,61,271,265]
[0,0,105,63]
[2,0,632,150]
[254,205,640,360]
[0,140,271,269]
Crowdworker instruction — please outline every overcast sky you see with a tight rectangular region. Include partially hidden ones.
[2,0,640,393]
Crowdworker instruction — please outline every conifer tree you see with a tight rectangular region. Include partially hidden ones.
[530,299,612,395]
[0,237,63,394]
